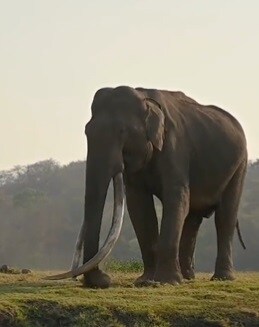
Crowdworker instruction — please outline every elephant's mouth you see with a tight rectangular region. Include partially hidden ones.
[44,172,125,280]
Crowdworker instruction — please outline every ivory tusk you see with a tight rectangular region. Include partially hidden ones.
[44,172,125,280]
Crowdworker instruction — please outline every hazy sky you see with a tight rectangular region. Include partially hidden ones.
[0,0,258,170]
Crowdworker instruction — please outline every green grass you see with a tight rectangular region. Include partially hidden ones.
[0,263,259,326]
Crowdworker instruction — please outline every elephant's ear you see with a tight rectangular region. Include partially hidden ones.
[145,98,165,151]
[91,88,113,115]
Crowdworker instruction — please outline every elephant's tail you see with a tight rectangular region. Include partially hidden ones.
[236,220,246,250]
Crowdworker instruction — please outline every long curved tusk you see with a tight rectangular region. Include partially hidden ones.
[70,220,85,271]
[44,172,125,280]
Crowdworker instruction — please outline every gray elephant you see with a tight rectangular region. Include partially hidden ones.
[48,86,247,288]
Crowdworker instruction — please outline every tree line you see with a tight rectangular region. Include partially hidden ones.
[0,159,258,271]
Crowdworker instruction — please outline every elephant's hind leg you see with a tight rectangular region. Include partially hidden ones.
[212,162,246,281]
[125,185,159,286]
[179,214,203,279]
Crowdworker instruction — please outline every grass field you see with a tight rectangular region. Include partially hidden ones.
[0,263,259,327]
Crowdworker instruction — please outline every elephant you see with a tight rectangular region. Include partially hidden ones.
[48,86,247,288]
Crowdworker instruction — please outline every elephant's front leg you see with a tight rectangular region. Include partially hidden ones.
[126,184,159,286]
[155,186,190,285]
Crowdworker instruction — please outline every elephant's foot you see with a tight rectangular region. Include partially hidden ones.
[134,279,159,287]
[83,269,111,289]
[134,271,155,287]
[181,267,195,280]
[154,269,183,285]
[211,269,235,281]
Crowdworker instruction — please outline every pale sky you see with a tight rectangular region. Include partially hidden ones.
[0,0,258,170]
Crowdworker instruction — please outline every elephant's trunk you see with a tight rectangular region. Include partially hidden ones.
[45,163,125,280]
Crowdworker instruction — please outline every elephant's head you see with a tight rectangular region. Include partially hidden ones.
[46,86,165,283]
[86,86,165,173]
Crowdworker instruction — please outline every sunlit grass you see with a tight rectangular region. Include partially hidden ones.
[0,264,259,326]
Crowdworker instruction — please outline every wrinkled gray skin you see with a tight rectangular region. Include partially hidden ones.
[83,86,247,288]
